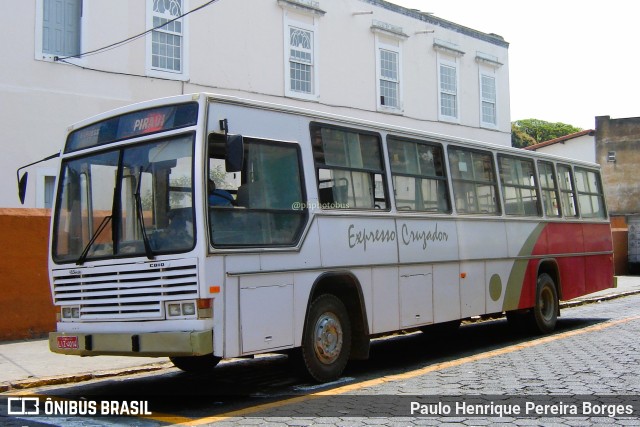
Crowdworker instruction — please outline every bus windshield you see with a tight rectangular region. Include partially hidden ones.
[53,133,195,263]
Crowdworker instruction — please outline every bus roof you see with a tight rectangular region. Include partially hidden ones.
[65,92,601,169]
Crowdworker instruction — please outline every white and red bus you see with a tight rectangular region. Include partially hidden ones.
[36,93,612,382]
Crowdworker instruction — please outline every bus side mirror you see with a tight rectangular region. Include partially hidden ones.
[18,172,28,205]
[225,134,244,172]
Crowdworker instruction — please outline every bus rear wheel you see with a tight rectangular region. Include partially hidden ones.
[302,294,351,383]
[531,273,559,334]
[170,354,221,373]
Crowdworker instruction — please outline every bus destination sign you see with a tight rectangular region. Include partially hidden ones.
[65,102,198,153]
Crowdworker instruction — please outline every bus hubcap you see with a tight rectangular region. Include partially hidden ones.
[314,312,343,364]
[540,286,554,321]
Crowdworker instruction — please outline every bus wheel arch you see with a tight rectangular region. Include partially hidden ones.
[301,272,370,382]
[507,260,561,334]
[537,259,562,303]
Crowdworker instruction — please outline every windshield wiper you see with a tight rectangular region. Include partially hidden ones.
[135,167,155,260]
[76,215,112,266]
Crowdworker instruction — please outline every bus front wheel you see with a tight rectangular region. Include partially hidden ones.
[531,273,559,334]
[170,354,221,373]
[302,294,352,383]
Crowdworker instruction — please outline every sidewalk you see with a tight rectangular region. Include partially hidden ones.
[2,276,640,393]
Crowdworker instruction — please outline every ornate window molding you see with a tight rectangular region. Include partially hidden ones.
[476,51,503,68]
[277,0,326,17]
[371,20,408,40]
[433,39,465,57]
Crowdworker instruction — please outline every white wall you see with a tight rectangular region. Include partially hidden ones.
[530,134,596,163]
[1,0,511,208]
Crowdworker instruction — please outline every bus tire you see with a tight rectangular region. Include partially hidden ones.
[531,273,559,334]
[302,294,351,383]
[170,354,221,373]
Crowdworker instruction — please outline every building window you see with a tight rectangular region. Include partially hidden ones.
[283,10,319,100]
[379,48,400,109]
[439,61,458,120]
[150,0,183,73]
[279,1,324,100]
[44,176,56,209]
[42,0,82,57]
[373,26,404,112]
[36,168,57,209]
[480,74,497,126]
[289,26,314,94]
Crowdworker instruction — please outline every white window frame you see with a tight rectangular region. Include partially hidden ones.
[34,0,86,65]
[145,0,189,81]
[283,12,319,101]
[375,37,402,113]
[479,70,497,128]
[36,168,58,209]
[437,55,459,123]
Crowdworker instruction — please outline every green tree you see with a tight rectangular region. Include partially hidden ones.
[511,123,537,148]
[511,119,582,148]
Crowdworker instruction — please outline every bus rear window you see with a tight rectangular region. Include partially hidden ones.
[575,167,607,219]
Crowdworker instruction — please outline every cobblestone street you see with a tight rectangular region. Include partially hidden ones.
[4,292,640,426]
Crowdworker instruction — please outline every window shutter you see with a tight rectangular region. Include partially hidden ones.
[63,0,81,56]
[43,0,81,56]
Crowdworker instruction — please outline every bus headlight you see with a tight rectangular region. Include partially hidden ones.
[167,303,182,317]
[164,300,211,319]
[61,306,80,320]
[182,302,196,316]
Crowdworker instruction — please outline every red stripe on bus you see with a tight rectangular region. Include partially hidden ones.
[518,222,614,309]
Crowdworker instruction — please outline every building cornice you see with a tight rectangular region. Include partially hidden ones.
[358,0,509,48]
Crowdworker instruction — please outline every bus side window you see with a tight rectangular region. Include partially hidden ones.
[557,164,578,218]
[498,155,541,217]
[311,124,389,210]
[538,161,561,217]
[387,136,450,213]
[575,167,606,219]
[209,138,307,247]
[448,146,500,215]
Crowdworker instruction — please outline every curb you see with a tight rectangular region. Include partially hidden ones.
[0,362,173,394]
[2,290,640,393]
[559,289,640,309]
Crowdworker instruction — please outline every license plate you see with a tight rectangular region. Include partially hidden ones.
[57,336,79,349]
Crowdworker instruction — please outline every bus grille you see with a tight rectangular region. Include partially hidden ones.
[51,258,199,321]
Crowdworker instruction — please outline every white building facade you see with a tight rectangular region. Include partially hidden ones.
[524,130,596,163]
[2,0,510,208]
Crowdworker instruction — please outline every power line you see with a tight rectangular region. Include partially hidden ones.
[54,0,218,62]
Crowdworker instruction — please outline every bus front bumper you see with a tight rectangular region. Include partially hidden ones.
[49,330,213,357]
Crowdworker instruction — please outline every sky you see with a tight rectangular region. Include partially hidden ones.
[391,0,640,130]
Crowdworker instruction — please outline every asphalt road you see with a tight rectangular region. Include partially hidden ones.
[3,293,640,426]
